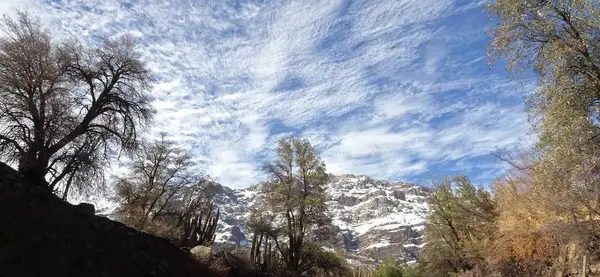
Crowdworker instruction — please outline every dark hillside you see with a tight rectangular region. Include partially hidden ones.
[0,162,218,277]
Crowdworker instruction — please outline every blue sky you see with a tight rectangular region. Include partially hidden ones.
[1,0,534,188]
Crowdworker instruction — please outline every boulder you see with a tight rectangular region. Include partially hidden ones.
[190,245,212,263]
[76,202,95,215]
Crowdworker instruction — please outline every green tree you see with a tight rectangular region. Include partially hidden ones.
[419,175,497,277]
[260,137,337,276]
[401,266,420,277]
[374,259,404,277]
[301,243,350,277]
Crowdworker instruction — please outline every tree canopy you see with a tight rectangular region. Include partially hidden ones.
[113,138,211,240]
[257,137,340,276]
[0,12,153,198]
[419,176,497,277]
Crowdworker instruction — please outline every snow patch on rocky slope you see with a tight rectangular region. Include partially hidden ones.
[213,174,430,264]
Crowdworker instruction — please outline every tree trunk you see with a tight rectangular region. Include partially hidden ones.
[19,153,50,191]
[61,172,76,201]
[582,253,587,277]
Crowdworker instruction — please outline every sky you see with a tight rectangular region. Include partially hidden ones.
[0,0,534,189]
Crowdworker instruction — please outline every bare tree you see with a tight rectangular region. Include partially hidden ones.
[0,12,153,198]
[113,138,210,239]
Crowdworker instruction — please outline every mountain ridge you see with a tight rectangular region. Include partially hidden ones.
[208,174,430,265]
[88,173,430,265]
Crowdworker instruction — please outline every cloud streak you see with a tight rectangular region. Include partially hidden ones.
[0,0,532,188]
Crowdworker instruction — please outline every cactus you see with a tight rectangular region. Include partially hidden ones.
[180,203,220,247]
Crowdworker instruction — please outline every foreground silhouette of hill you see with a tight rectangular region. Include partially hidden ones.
[0,162,220,277]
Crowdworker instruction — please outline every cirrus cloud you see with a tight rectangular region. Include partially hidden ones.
[1,0,532,188]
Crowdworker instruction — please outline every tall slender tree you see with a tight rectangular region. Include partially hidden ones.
[260,137,338,276]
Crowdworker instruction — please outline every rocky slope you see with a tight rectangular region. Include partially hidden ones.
[0,162,219,277]
[210,174,430,265]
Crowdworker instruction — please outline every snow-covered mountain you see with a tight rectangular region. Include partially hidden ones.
[211,174,431,265]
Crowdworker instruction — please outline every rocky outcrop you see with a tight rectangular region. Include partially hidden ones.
[230,226,246,243]
[0,162,218,277]
[209,174,429,265]
[392,190,406,201]
[76,202,96,215]
[338,195,360,206]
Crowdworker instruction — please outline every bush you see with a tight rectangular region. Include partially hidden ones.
[370,259,421,277]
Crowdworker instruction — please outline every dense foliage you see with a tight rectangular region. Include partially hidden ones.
[374,259,419,277]
[418,1,600,276]
[419,176,497,277]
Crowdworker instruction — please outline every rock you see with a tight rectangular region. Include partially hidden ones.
[373,190,386,197]
[342,231,359,251]
[158,260,170,271]
[222,216,238,226]
[76,202,95,215]
[231,226,246,243]
[392,190,406,201]
[190,245,212,262]
[338,195,360,206]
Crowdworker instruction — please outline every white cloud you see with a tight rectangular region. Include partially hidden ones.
[0,0,31,17]
[9,0,532,188]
